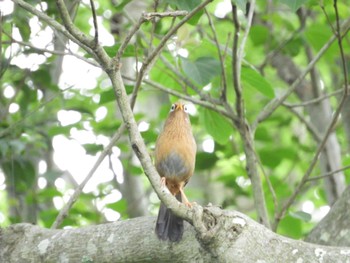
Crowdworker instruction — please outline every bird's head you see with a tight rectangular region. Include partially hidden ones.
[170,102,189,113]
[164,102,191,127]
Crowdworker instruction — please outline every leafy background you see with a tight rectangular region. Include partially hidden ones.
[1,0,349,241]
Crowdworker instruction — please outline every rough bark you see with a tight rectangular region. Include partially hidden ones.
[1,209,350,263]
[306,185,350,247]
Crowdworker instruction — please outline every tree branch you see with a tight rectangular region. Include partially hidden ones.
[204,8,228,102]
[129,0,213,108]
[51,125,126,229]
[2,211,350,262]
[253,17,350,131]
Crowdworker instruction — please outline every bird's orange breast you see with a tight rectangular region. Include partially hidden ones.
[154,106,196,194]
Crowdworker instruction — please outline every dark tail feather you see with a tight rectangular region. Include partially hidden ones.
[155,193,184,242]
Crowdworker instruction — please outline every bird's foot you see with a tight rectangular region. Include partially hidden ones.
[184,201,197,208]
[160,177,166,187]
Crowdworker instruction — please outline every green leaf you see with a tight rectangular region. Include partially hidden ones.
[249,25,269,46]
[279,0,309,12]
[200,108,232,145]
[278,214,302,238]
[100,89,115,104]
[164,0,203,25]
[241,66,274,98]
[83,143,104,155]
[181,57,221,86]
[167,0,201,11]
[259,147,297,168]
[114,0,132,12]
[103,45,141,58]
[196,152,218,170]
[106,199,127,218]
[99,86,133,105]
[290,211,312,222]
[32,69,52,85]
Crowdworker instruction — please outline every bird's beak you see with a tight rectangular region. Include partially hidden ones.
[177,104,184,111]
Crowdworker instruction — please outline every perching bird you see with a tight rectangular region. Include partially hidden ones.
[155,102,197,242]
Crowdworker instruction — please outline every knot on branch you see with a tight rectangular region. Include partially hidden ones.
[192,205,247,246]
[192,204,222,244]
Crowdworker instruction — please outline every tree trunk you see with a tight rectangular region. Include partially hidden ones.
[306,184,350,247]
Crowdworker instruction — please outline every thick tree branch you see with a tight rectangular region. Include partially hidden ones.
[2,210,350,263]
[306,185,350,246]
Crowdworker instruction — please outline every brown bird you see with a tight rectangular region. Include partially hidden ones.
[155,102,197,242]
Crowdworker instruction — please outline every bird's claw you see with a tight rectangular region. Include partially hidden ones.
[184,201,197,208]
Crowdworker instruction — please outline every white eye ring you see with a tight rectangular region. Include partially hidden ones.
[183,105,188,113]
[170,104,176,112]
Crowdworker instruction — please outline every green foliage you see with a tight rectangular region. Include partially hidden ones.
[199,108,232,145]
[241,66,274,98]
[181,56,222,86]
[279,0,309,12]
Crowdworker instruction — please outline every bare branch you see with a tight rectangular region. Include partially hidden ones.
[231,3,242,119]
[122,74,234,120]
[204,8,228,102]
[55,0,93,45]
[283,88,345,108]
[130,0,213,108]
[3,33,100,68]
[306,165,350,183]
[144,10,188,19]
[51,125,126,229]
[12,0,99,62]
[283,105,322,142]
[89,0,99,45]
[253,17,350,131]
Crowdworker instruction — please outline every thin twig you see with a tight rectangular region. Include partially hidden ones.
[130,0,213,109]
[334,0,349,97]
[56,0,93,46]
[283,105,322,142]
[51,125,126,229]
[55,0,110,67]
[306,165,350,182]
[12,0,103,65]
[231,4,243,119]
[116,15,146,61]
[122,74,233,120]
[149,0,159,50]
[144,10,188,19]
[256,154,278,213]
[231,1,271,228]
[89,0,99,46]
[204,8,227,102]
[283,88,345,108]
[116,10,188,61]
[3,33,100,68]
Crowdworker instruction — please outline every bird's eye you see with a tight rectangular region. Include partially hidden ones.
[170,104,176,112]
[183,105,188,113]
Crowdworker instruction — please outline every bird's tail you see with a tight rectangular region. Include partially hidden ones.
[155,193,184,242]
